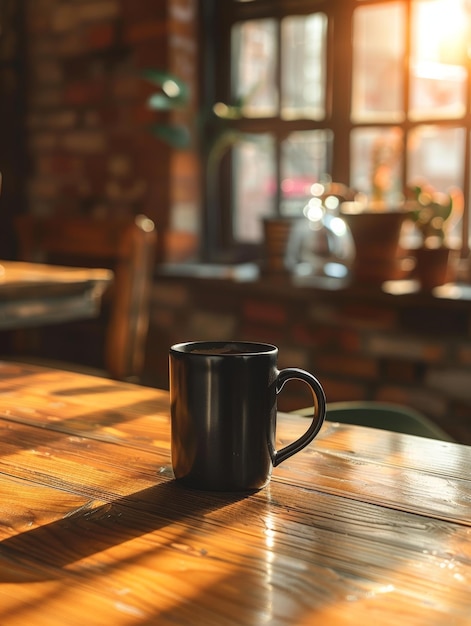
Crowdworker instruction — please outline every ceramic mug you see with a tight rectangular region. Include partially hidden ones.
[169,341,326,491]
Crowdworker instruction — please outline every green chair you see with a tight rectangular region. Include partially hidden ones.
[293,401,455,442]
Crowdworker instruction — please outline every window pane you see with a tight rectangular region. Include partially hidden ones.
[352,3,405,123]
[232,20,277,117]
[410,0,468,120]
[408,126,465,246]
[281,13,327,120]
[280,130,333,216]
[407,125,465,191]
[233,135,276,242]
[350,127,403,206]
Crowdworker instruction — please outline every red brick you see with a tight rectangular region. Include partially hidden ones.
[29,177,59,200]
[277,347,310,370]
[64,81,105,106]
[86,22,116,49]
[381,359,421,384]
[367,334,445,363]
[340,303,397,329]
[134,41,170,68]
[131,103,156,125]
[242,300,287,325]
[425,368,471,401]
[121,1,167,22]
[125,20,167,44]
[291,323,317,346]
[319,377,367,403]
[278,385,313,413]
[30,87,63,109]
[153,283,190,308]
[337,329,362,352]
[456,344,471,366]
[316,354,378,379]
[187,311,237,339]
[37,153,83,177]
[375,385,447,418]
[29,132,58,152]
[62,130,107,153]
[302,326,361,353]
[112,75,141,101]
[239,324,285,345]
[447,403,471,445]
[34,60,63,86]
[169,0,197,24]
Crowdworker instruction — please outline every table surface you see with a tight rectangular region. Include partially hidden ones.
[0,260,113,329]
[0,361,469,626]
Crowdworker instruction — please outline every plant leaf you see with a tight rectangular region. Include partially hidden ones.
[141,68,185,89]
[149,124,191,149]
[141,69,189,107]
[147,93,186,110]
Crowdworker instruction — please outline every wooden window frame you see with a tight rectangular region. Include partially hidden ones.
[199,0,471,263]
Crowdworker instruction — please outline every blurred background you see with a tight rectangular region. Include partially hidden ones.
[1,0,471,442]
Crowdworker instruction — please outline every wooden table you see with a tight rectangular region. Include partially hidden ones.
[0,361,469,625]
[0,261,112,329]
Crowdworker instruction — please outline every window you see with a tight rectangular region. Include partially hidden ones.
[201,0,471,262]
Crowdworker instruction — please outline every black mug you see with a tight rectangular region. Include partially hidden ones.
[169,341,326,491]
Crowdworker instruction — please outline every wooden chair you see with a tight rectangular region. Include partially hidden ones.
[14,214,157,381]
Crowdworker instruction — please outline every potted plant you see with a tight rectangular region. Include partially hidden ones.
[339,197,411,285]
[405,183,463,289]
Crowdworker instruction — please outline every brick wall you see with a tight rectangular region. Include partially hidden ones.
[144,276,471,445]
[0,0,28,258]
[2,0,199,262]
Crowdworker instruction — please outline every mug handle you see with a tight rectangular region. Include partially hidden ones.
[273,368,326,467]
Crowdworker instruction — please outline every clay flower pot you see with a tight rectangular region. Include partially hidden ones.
[412,246,455,290]
[340,203,410,284]
[261,216,298,275]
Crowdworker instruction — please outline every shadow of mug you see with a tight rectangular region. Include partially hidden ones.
[0,481,251,583]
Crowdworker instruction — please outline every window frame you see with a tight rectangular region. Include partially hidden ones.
[199,0,471,263]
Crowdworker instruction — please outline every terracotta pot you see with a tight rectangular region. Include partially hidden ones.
[340,207,410,284]
[261,217,298,275]
[412,246,455,290]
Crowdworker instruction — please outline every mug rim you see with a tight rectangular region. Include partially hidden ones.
[170,341,278,356]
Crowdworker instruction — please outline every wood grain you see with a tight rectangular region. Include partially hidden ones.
[0,361,470,625]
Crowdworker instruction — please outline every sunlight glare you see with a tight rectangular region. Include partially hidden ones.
[414,0,468,65]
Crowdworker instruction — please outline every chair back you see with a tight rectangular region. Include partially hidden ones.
[325,401,454,441]
[15,214,157,381]
[293,401,454,442]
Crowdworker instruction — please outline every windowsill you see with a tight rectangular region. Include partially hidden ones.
[159,262,261,282]
[157,262,471,302]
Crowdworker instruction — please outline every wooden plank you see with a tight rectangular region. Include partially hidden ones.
[0,470,469,625]
[0,418,168,498]
[282,417,471,480]
[0,363,470,624]
[0,362,169,450]
[2,410,470,529]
